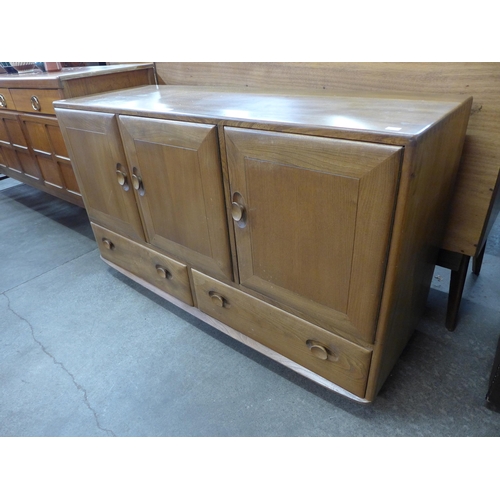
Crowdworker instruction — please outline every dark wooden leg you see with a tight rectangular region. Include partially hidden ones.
[486,334,500,411]
[446,254,471,331]
[472,240,487,276]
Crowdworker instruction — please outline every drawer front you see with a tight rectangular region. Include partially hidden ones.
[192,270,372,398]
[92,223,194,306]
[10,88,64,115]
[0,88,15,110]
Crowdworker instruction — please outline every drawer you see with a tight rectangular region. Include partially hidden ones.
[0,88,15,110]
[92,223,194,306]
[192,270,372,398]
[10,88,64,115]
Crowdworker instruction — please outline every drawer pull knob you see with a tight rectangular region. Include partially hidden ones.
[30,95,41,111]
[209,292,227,308]
[307,341,329,360]
[156,265,172,280]
[0,94,6,108]
[231,202,245,222]
[102,238,114,250]
[132,174,143,192]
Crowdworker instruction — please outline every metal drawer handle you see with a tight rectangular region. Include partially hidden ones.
[30,95,41,111]
[0,94,6,108]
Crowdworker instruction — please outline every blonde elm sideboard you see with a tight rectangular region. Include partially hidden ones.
[0,63,155,206]
[54,85,471,402]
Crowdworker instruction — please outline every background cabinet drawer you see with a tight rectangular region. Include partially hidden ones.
[10,88,64,115]
[0,88,15,110]
[92,223,194,306]
[192,270,372,398]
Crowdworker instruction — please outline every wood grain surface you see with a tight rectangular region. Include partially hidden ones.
[154,62,499,257]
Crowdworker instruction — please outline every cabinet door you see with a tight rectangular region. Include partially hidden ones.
[56,108,145,242]
[225,127,403,344]
[21,113,82,200]
[0,110,42,181]
[118,116,232,280]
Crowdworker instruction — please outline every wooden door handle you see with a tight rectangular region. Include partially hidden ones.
[231,202,245,222]
[132,173,143,192]
[116,169,128,188]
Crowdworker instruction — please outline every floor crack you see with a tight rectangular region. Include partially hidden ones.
[4,292,116,437]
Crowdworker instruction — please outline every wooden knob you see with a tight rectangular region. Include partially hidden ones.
[308,342,328,360]
[102,238,114,250]
[231,202,245,222]
[210,293,226,308]
[132,174,143,191]
[116,170,127,186]
[156,265,172,279]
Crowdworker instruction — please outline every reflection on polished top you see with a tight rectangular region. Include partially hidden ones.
[54,85,472,141]
[0,64,154,89]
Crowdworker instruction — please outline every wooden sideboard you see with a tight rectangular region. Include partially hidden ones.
[54,85,471,402]
[151,62,500,331]
[0,63,155,206]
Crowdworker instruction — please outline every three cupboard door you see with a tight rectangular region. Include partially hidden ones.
[118,116,232,281]
[56,108,145,242]
[225,127,403,344]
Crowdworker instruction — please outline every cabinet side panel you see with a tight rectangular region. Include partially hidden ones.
[366,100,472,400]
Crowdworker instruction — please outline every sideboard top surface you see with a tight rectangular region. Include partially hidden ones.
[54,85,471,142]
[0,64,154,89]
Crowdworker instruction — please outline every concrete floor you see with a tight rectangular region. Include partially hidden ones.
[1,177,500,437]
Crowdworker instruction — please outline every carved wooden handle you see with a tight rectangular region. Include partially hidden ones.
[102,238,114,250]
[231,202,245,222]
[210,292,227,308]
[116,169,128,187]
[132,173,143,192]
[156,265,172,280]
[306,340,334,361]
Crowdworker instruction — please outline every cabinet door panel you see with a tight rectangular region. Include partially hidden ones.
[225,127,402,343]
[56,108,145,241]
[21,114,81,195]
[0,110,41,180]
[118,115,232,280]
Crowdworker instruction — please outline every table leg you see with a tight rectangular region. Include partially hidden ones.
[472,240,487,276]
[446,254,471,331]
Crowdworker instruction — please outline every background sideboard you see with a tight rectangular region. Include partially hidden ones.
[0,64,155,206]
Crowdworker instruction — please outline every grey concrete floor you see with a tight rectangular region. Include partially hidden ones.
[1,177,500,437]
